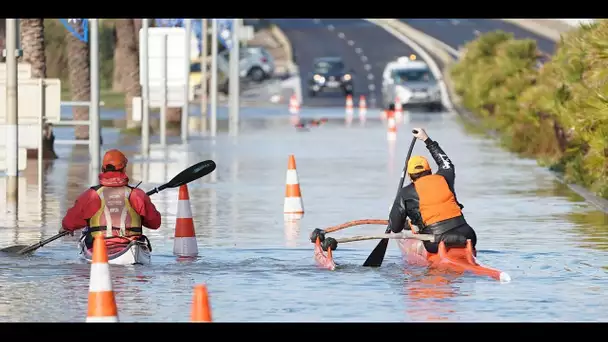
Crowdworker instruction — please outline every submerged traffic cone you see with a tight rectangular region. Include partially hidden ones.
[394,96,403,120]
[284,154,304,217]
[359,95,367,121]
[289,94,300,115]
[86,235,118,322]
[174,184,199,257]
[345,95,354,115]
[191,284,212,322]
[387,113,397,141]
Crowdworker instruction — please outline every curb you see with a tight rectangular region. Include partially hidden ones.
[374,19,608,214]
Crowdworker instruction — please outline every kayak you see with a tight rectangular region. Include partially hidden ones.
[396,238,511,283]
[314,237,336,270]
[77,235,152,265]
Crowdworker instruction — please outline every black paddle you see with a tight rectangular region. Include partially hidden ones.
[362,130,418,267]
[1,159,217,256]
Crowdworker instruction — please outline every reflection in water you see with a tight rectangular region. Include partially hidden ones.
[283,215,301,247]
[345,112,353,126]
[403,268,457,321]
[567,211,608,254]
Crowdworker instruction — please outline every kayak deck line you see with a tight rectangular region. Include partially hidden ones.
[398,239,511,283]
[314,237,336,270]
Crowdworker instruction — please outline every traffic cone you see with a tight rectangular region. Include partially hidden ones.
[345,95,354,115]
[191,284,212,322]
[173,184,198,257]
[289,94,300,115]
[359,95,367,121]
[284,154,304,217]
[394,97,403,120]
[86,235,118,322]
[387,113,397,141]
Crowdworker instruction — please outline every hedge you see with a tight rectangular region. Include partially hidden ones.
[449,21,608,200]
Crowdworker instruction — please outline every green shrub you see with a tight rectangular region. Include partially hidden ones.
[450,22,608,199]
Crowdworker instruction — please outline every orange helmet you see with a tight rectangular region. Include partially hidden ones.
[102,149,128,172]
[407,156,431,175]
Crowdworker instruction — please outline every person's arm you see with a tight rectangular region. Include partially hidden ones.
[424,137,455,187]
[387,188,408,234]
[62,189,100,231]
[130,188,162,229]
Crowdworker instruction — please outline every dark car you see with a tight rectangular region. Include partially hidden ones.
[307,57,354,97]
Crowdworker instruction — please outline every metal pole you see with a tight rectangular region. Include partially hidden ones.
[141,19,150,158]
[200,19,208,134]
[160,35,168,147]
[181,19,191,143]
[228,19,240,136]
[210,19,218,137]
[89,19,100,174]
[5,19,19,203]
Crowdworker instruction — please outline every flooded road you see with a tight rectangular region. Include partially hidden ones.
[1,107,607,322]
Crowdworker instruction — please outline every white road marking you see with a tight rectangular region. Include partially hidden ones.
[450,19,460,25]
[364,64,371,71]
[337,32,345,39]
[347,40,354,46]
[355,47,362,54]
[313,19,321,24]
[367,74,374,80]
[328,25,335,31]
[368,84,375,91]
[361,55,368,62]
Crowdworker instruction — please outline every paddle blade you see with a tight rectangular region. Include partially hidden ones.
[166,160,216,189]
[0,245,30,254]
[362,238,389,267]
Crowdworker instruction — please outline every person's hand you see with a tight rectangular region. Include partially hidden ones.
[321,237,338,252]
[412,128,429,142]
[310,228,326,243]
[58,227,74,236]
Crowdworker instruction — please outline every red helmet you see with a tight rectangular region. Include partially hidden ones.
[102,149,128,172]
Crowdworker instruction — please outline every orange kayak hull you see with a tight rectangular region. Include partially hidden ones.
[397,239,510,282]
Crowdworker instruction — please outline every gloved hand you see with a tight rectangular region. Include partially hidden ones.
[58,227,74,236]
[411,127,429,142]
[321,237,337,252]
[310,228,326,243]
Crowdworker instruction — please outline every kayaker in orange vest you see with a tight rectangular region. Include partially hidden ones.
[60,149,162,249]
[387,128,476,254]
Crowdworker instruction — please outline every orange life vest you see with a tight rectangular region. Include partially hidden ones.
[87,185,143,238]
[414,174,463,227]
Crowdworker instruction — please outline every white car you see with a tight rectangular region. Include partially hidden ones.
[219,46,275,83]
[381,55,442,111]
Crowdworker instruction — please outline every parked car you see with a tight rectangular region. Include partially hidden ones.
[219,46,275,83]
[381,55,442,111]
[307,56,354,97]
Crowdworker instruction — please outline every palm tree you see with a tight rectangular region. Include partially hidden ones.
[114,19,141,127]
[20,19,57,159]
[66,20,91,140]
[19,19,46,78]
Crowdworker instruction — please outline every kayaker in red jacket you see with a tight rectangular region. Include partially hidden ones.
[386,128,476,254]
[61,149,162,249]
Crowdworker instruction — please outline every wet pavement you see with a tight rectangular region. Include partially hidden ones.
[1,105,607,322]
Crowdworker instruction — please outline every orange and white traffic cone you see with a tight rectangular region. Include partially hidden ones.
[173,184,198,257]
[387,112,397,141]
[86,235,119,322]
[284,154,304,218]
[191,284,212,322]
[289,94,300,115]
[358,95,367,121]
[345,95,354,115]
[394,97,403,121]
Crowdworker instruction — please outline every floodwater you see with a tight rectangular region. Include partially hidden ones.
[0,107,607,322]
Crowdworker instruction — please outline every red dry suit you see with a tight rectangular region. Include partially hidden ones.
[62,171,162,236]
